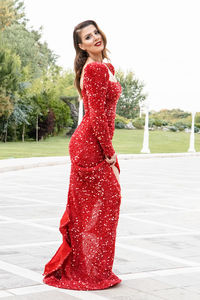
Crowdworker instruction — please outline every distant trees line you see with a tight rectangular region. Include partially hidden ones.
[115,109,200,134]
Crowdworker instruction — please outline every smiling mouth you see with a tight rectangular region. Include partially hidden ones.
[95,41,102,46]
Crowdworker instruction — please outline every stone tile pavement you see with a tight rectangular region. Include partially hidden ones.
[0,153,200,299]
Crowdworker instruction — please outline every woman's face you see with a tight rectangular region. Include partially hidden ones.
[78,24,104,55]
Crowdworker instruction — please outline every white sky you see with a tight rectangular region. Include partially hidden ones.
[23,0,200,112]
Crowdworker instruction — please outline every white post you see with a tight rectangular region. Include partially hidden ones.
[78,96,83,126]
[141,101,150,153]
[188,110,196,153]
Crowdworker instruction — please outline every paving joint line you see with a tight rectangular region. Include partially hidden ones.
[116,243,200,267]
[121,215,199,233]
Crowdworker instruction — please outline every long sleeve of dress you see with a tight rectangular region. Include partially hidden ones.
[83,62,115,158]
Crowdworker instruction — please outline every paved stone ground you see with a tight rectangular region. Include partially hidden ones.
[0,155,200,299]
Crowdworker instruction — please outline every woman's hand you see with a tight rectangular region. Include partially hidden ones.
[105,153,120,184]
[105,153,117,165]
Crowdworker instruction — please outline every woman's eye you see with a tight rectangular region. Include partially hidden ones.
[85,31,99,40]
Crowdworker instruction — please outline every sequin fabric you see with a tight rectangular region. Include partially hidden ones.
[42,61,122,290]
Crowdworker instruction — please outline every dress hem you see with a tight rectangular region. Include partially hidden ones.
[43,273,122,290]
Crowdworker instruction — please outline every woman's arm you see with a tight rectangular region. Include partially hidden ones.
[83,62,115,158]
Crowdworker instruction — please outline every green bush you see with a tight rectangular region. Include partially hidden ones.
[115,121,126,129]
[173,121,188,131]
[148,118,154,127]
[168,126,178,132]
[154,118,163,127]
[115,114,130,129]
[194,114,200,123]
[148,118,168,127]
[132,117,145,129]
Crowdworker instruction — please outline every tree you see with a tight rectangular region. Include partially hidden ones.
[0,0,27,31]
[38,109,55,140]
[2,23,57,78]
[0,0,80,142]
[6,100,32,141]
[0,45,21,141]
[0,44,21,92]
[116,69,147,119]
[23,66,73,141]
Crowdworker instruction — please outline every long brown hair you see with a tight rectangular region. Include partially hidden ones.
[73,20,111,100]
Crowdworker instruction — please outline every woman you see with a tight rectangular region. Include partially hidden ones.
[42,20,122,290]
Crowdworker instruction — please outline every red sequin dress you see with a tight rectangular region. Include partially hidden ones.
[42,61,122,290]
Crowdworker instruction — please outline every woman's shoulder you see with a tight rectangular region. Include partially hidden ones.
[83,61,109,81]
[84,61,108,73]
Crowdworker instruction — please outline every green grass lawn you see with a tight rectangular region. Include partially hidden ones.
[0,129,199,159]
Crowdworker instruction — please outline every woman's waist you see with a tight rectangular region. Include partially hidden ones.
[78,116,114,137]
[81,112,115,125]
